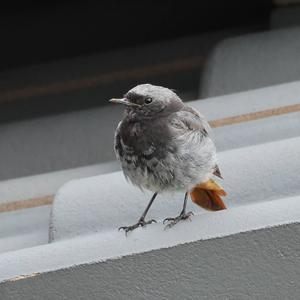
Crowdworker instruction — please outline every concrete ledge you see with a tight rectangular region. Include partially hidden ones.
[0,206,50,254]
[0,162,118,254]
[0,161,119,206]
[1,222,299,299]
[214,111,300,151]
[50,136,300,241]
[0,196,299,285]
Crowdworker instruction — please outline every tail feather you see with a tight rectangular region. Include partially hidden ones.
[190,179,227,211]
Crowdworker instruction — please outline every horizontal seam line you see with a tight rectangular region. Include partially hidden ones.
[0,56,205,103]
[0,195,53,213]
[209,103,300,128]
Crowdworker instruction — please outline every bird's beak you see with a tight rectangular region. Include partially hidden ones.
[109,98,141,107]
[109,98,129,105]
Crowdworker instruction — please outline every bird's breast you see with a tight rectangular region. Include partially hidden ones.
[116,119,173,161]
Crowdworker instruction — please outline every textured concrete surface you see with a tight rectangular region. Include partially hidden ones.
[0,105,123,181]
[50,136,300,241]
[1,195,300,282]
[0,162,119,254]
[214,111,300,151]
[1,222,299,300]
[0,206,50,254]
[0,161,119,205]
[1,80,300,253]
[199,26,300,97]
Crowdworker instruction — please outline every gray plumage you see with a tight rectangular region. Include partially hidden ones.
[113,84,217,193]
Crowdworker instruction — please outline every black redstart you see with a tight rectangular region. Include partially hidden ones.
[110,84,226,233]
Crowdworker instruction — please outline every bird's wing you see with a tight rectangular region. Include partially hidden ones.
[168,105,211,138]
[168,105,222,178]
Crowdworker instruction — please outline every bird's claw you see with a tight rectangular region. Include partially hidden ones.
[163,211,194,229]
[119,219,157,234]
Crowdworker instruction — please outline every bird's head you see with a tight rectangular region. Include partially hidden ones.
[109,84,184,119]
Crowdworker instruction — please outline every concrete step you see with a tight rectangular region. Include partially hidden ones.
[0,197,299,297]
[0,162,119,254]
[1,79,300,253]
[0,79,299,295]
[0,206,50,254]
[49,136,300,241]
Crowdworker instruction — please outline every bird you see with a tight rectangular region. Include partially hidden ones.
[110,83,227,233]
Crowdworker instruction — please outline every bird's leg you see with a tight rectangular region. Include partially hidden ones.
[163,192,194,228]
[119,192,158,234]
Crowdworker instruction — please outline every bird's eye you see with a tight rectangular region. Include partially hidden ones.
[144,97,153,104]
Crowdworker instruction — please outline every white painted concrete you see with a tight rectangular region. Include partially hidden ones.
[0,161,119,205]
[4,222,299,299]
[50,136,300,241]
[214,111,300,151]
[0,196,299,283]
[0,162,119,254]
[197,79,300,119]
[0,206,50,254]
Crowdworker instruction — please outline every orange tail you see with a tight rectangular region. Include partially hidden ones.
[189,179,227,211]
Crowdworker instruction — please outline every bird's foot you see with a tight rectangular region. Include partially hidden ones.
[163,211,194,229]
[119,218,157,234]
